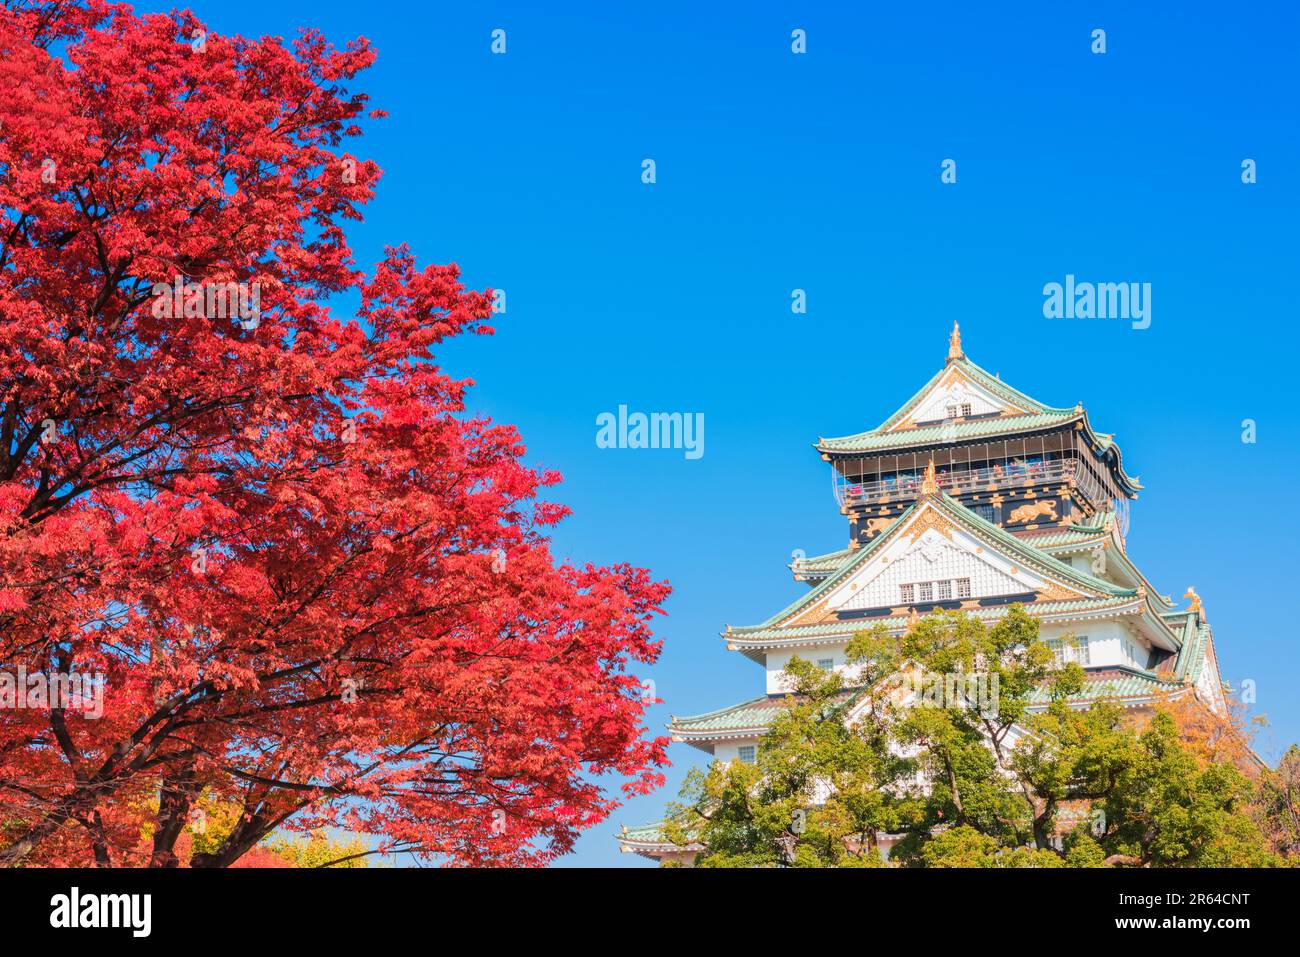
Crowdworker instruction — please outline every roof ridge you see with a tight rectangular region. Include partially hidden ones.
[954,356,1068,416]
[669,693,772,723]
[865,354,1069,438]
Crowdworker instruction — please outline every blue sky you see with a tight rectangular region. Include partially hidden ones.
[147,0,1300,865]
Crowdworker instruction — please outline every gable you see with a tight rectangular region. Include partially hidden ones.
[821,504,1076,616]
[888,366,1031,431]
[759,494,1128,634]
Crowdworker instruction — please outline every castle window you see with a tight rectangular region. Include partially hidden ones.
[817,658,834,670]
[917,582,933,602]
[961,403,972,416]
[737,745,756,764]
[972,503,996,523]
[945,404,958,418]
[900,584,915,603]
[1047,636,1090,666]
[956,578,971,598]
[936,580,952,600]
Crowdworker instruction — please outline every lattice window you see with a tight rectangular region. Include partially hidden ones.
[918,582,933,602]
[817,658,834,670]
[900,583,915,603]
[936,580,952,600]
[1047,636,1090,666]
[956,578,972,598]
[737,745,756,764]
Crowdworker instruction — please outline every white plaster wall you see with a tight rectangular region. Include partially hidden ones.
[712,738,760,764]
[1038,620,1148,668]
[765,645,858,693]
[762,621,1148,692]
[835,527,1042,613]
[910,377,1007,422]
[1195,640,1225,714]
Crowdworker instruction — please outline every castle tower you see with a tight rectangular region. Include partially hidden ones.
[619,328,1224,862]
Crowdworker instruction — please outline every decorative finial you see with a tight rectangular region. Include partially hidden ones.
[921,457,938,495]
[1184,587,1203,614]
[947,321,964,361]
[1075,401,1083,413]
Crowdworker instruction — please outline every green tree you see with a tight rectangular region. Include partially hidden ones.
[664,656,899,866]
[1256,744,1300,861]
[1098,712,1277,867]
[666,606,1284,867]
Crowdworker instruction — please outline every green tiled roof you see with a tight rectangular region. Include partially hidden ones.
[670,670,1191,744]
[820,410,1079,453]
[876,356,1058,431]
[1025,667,1188,706]
[728,595,1144,646]
[621,822,669,843]
[618,820,701,854]
[936,493,1128,595]
[815,355,1141,493]
[790,546,856,577]
[670,690,858,736]
[670,695,787,735]
[1174,619,1213,684]
[734,492,1135,637]
[1018,516,1111,551]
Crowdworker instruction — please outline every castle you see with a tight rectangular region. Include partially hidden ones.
[619,324,1224,863]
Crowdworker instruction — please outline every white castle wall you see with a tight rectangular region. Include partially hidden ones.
[761,620,1153,693]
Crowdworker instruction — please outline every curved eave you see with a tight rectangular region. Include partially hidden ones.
[732,493,1135,646]
[1025,681,1196,713]
[617,825,701,858]
[726,595,1149,655]
[1020,530,1110,554]
[1101,542,1177,613]
[817,410,1142,497]
[815,410,1078,457]
[667,694,776,746]
[1076,411,1142,496]
[670,722,768,740]
[789,546,856,581]
[666,670,1198,754]
[619,840,700,859]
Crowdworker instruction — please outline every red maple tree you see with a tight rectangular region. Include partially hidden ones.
[0,1,668,866]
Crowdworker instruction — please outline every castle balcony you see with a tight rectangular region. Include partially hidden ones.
[833,456,1111,511]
